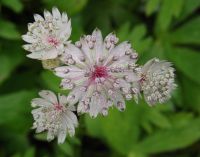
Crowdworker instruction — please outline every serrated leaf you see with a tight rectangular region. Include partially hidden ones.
[169,17,200,45]
[119,24,153,54]
[24,148,35,157]
[156,0,174,31]
[165,47,200,85]
[85,102,141,155]
[145,0,160,16]
[43,0,88,14]
[146,109,171,129]
[181,77,200,113]
[117,22,130,41]
[58,142,74,157]
[179,0,200,21]
[0,19,20,40]
[101,104,140,155]
[172,0,184,17]
[169,112,194,128]
[134,118,200,154]
[2,0,23,13]
[0,42,24,85]
[85,115,104,138]
[40,70,67,94]
[0,90,36,132]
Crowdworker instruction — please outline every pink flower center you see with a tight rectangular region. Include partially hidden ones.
[91,66,109,81]
[47,37,59,46]
[54,103,63,111]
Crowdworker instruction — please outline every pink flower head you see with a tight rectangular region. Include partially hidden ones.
[54,29,140,117]
[31,90,78,144]
[22,7,71,60]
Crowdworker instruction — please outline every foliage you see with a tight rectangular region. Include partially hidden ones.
[0,0,199,156]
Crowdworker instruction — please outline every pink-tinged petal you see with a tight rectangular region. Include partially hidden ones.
[31,90,78,143]
[54,66,84,78]
[92,28,103,62]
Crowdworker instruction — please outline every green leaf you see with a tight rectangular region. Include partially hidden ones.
[85,102,141,155]
[117,22,130,41]
[2,0,23,13]
[146,109,171,129]
[118,24,153,55]
[179,0,200,21]
[58,142,74,157]
[134,118,200,154]
[43,0,88,14]
[156,0,174,31]
[85,115,104,138]
[0,19,20,40]
[101,104,140,155]
[169,112,194,128]
[0,90,36,132]
[169,17,200,45]
[172,0,184,17]
[40,70,67,94]
[0,42,24,85]
[24,148,35,157]
[145,0,160,16]
[165,47,200,85]
[181,77,200,113]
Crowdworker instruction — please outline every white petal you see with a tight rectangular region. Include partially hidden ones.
[67,87,84,106]
[54,66,84,78]
[27,48,58,60]
[52,7,61,20]
[22,34,37,43]
[62,12,68,22]
[66,110,78,127]
[59,20,71,40]
[34,14,44,22]
[26,51,45,59]
[58,94,68,105]
[31,98,53,107]
[39,90,58,104]
[57,130,67,144]
[93,28,103,62]
[44,10,52,20]
[47,131,55,141]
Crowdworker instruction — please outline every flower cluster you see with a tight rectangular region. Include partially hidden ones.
[22,8,176,143]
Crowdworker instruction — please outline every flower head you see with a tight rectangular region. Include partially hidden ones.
[22,7,71,60]
[54,29,140,117]
[31,90,78,144]
[140,58,176,105]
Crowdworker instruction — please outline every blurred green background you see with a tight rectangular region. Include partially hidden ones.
[0,0,200,156]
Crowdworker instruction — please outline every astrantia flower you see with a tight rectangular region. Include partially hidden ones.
[54,29,140,117]
[31,90,78,144]
[140,58,176,105]
[22,7,71,60]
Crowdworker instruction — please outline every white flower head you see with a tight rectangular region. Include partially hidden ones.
[54,29,140,117]
[140,58,176,106]
[31,90,78,144]
[22,7,71,60]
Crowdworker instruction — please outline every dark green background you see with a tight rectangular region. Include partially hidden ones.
[0,0,200,156]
